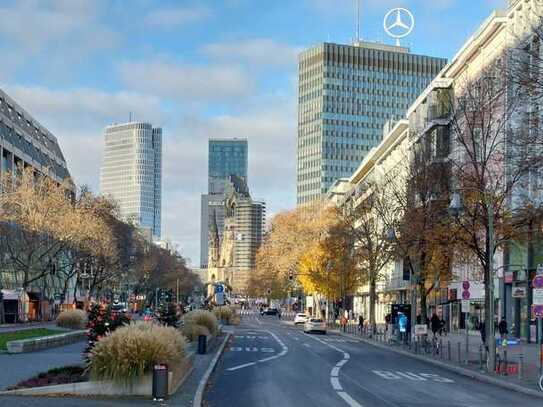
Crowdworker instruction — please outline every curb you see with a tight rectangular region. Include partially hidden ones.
[192,332,231,407]
[334,330,543,400]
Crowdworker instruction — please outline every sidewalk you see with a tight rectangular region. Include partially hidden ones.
[331,323,543,398]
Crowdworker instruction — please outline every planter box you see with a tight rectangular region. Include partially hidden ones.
[0,353,194,397]
[6,330,87,353]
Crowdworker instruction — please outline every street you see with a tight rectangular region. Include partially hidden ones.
[205,312,543,407]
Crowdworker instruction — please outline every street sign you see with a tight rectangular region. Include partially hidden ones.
[537,264,543,275]
[215,292,225,306]
[504,272,514,284]
[461,299,470,313]
[414,324,428,336]
[532,304,543,318]
[533,275,543,289]
[512,286,527,298]
[215,284,224,294]
[533,288,543,305]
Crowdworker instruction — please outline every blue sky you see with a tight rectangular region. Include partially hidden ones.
[0,0,507,265]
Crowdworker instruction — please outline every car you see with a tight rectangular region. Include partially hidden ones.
[262,307,279,316]
[294,313,308,325]
[304,318,327,334]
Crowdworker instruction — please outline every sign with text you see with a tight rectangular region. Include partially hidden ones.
[461,299,470,313]
[414,324,427,336]
[533,288,543,305]
[512,286,527,298]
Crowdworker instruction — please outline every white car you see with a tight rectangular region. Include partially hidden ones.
[304,318,327,334]
[294,313,308,325]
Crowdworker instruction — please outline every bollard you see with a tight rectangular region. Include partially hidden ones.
[457,342,461,364]
[479,344,483,370]
[198,334,207,354]
[415,339,419,354]
[503,349,508,376]
[152,364,169,401]
[518,354,523,380]
[448,341,452,361]
[439,338,443,359]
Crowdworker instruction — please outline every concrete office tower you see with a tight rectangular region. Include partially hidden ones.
[0,88,70,184]
[200,138,248,268]
[100,122,162,240]
[297,42,447,205]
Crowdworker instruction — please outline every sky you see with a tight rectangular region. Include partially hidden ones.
[0,0,507,265]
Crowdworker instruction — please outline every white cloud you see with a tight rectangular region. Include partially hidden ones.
[118,60,254,103]
[203,39,301,68]
[0,0,117,54]
[144,6,212,28]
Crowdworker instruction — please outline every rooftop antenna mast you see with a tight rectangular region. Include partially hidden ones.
[355,0,361,44]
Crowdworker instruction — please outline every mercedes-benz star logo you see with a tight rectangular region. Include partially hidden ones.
[383,8,415,46]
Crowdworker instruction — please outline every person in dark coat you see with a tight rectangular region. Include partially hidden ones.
[498,319,508,339]
[479,321,487,351]
[430,313,440,338]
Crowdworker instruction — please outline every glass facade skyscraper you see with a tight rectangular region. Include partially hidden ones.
[201,138,248,267]
[297,41,447,205]
[100,122,162,240]
[208,138,248,194]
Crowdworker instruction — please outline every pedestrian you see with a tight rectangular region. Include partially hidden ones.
[358,315,364,333]
[439,317,446,336]
[340,314,347,332]
[430,313,440,338]
[479,321,487,351]
[498,319,508,340]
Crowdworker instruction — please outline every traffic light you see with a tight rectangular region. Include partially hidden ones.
[288,270,294,281]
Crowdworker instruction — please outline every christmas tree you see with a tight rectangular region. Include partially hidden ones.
[158,302,178,327]
[84,303,130,362]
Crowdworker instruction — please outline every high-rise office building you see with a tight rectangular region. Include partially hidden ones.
[297,41,447,205]
[200,138,248,268]
[100,122,162,239]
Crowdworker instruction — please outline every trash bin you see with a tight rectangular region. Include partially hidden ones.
[152,364,168,401]
[198,334,207,354]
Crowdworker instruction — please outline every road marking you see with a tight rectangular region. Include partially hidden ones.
[337,391,363,407]
[305,334,362,407]
[302,343,311,348]
[228,362,256,371]
[261,347,275,353]
[229,347,276,353]
[226,329,288,371]
[372,370,454,383]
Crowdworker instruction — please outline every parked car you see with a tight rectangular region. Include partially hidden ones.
[304,318,326,334]
[294,313,308,325]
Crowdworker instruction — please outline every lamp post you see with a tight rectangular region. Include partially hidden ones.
[449,191,496,372]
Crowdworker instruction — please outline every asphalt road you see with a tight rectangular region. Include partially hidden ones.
[205,311,543,407]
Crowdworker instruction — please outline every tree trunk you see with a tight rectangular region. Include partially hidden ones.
[369,277,377,334]
[419,283,427,323]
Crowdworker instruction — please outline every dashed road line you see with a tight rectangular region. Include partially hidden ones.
[305,334,363,407]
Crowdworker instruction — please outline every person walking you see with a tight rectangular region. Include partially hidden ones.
[498,319,508,340]
[479,321,487,352]
[430,313,440,339]
[358,314,365,334]
[340,314,347,332]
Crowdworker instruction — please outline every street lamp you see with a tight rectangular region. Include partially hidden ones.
[449,191,496,372]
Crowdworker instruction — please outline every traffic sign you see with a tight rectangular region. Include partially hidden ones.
[533,275,543,289]
[532,304,543,318]
[533,288,543,305]
[215,292,225,306]
[462,281,470,301]
[461,300,470,313]
[215,284,224,294]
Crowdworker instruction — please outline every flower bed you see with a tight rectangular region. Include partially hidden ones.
[7,366,87,390]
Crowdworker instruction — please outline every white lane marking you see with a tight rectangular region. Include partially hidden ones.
[372,370,454,383]
[228,362,256,371]
[226,329,288,371]
[331,376,343,390]
[305,334,362,407]
[245,347,259,352]
[302,343,311,348]
[261,348,275,353]
[337,391,363,407]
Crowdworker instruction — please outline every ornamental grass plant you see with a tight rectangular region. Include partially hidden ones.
[183,310,218,335]
[182,323,210,342]
[88,321,187,382]
[56,309,88,329]
[213,306,234,324]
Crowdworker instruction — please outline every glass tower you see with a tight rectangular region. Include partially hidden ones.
[201,138,248,267]
[100,122,162,239]
[297,41,447,205]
